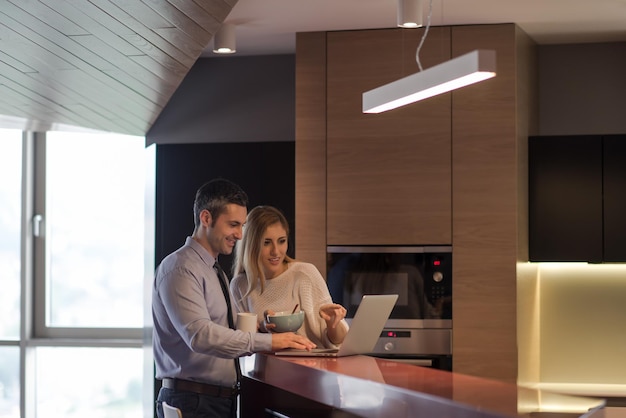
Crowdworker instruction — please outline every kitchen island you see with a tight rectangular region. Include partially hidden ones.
[240,353,605,418]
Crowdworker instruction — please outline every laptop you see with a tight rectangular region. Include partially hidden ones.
[274,294,398,357]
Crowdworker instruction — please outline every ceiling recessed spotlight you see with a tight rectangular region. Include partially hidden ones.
[213,23,236,54]
[397,0,423,28]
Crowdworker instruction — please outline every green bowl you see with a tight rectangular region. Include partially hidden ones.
[266,310,305,333]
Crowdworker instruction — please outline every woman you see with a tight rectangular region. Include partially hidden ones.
[231,205,348,348]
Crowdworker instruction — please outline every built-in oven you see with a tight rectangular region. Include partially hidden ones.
[327,246,452,371]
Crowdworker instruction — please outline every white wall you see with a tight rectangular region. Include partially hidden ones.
[519,263,626,398]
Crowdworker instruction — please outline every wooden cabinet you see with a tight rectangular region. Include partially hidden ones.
[529,135,626,262]
[296,24,536,384]
[450,24,532,383]
[325,28,452,245]
[528,135,603,261]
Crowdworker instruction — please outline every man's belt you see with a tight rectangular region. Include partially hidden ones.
[162,378,239,398]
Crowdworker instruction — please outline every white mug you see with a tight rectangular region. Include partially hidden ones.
[236,312,258,333]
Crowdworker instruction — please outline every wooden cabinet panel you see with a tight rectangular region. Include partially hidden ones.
[326,28,452,245]
[451,24,532,384]
[528,135,603,262]
[603,135,626,261]
[295,32,328,275]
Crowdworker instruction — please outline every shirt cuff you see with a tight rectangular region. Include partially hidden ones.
[252,332,273,352]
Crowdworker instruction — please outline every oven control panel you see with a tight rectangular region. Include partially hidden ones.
[381,330,411,339]
[371,328,452,356]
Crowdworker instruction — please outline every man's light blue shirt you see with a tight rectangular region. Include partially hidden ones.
[152,237,272,386]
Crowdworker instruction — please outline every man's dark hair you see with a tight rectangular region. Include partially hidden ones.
[193,178,248,228]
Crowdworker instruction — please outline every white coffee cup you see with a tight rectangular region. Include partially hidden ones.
[236,312,258,333]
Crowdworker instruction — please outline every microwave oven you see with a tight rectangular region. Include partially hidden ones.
[326,246,452,329]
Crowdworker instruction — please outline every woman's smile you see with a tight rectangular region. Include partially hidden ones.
[260,223,289,279]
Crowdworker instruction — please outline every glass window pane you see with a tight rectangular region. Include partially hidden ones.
[35,347,142,418]
[45,132,147,328]
[0,129,22,340]
[0,346,20,418]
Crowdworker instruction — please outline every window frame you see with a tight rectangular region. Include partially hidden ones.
[1,130,155,418]
[30,133,144,341]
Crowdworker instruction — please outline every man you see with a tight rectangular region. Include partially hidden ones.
[152,179,315,418]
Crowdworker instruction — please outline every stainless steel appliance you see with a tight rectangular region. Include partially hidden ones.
[327,246,452,370]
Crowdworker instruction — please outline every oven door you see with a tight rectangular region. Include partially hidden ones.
[327,246,452,328]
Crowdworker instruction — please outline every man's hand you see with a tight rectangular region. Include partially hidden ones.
[271,332,316,351]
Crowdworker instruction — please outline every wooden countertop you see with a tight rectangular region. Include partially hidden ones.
[240,354,605,418]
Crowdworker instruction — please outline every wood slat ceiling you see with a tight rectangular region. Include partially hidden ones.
[0,0,237,136]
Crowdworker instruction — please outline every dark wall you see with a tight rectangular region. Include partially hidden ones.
[538,42,626,135]
[148,54,298,276]
[155,141,295,277]
[146,54,295,145]
[146,44,626,145]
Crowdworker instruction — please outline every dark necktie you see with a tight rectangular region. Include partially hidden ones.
[213,261,242,387]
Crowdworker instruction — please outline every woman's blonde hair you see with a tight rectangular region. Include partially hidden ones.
[233,205,294,297]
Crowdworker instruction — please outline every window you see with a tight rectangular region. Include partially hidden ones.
[0,129,22,418]
[34,347,143,418]
[0,130,155,418]
[35,132,147,336]
[0,129,22,341]
[0,347,19,418]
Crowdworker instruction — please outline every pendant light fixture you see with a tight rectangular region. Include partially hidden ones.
[363,50,496,113]
[363,0,496,113]
[213,23,236,54]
